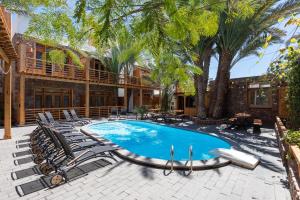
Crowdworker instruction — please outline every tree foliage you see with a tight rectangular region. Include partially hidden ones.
[1,0,259,93]
[268,16,300,129]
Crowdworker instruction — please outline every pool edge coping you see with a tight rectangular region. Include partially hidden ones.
[80,120,232,170]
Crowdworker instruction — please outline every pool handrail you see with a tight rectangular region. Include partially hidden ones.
[189,145,193,172]
[170,145,174,171]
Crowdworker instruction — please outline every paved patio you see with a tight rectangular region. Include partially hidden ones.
[0,121,290,200]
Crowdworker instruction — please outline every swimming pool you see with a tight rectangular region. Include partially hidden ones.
[85,121,231,162]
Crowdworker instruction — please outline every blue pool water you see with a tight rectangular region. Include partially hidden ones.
[89,121,231,161]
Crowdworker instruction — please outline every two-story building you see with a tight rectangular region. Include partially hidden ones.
[1,32,160,126]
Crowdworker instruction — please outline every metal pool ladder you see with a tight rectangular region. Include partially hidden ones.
[188,145,193,172]
[170,145,174,172]
[163,145,175,176]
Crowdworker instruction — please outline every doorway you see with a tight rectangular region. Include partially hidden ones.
[177,96,184,110]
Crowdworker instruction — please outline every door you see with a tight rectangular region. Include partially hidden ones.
[177,96,184,110]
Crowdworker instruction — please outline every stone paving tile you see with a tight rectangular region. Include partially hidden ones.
[0,122,291,200]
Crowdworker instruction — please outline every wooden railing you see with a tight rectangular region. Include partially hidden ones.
[89,106,125,118]
[24,57,86,80]
[89,69,125,85]
[25,107,85,124]
[126,75,141,86]
[21,57,160,88]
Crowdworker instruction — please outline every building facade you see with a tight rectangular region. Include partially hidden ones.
[0,33,160,125]
[0,6,17,138]
[174,76,288,123]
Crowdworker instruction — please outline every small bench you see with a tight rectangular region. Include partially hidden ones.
[253,119,262,133]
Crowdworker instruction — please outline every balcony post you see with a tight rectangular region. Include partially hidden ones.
[124,87,127,109]
[85,82,89,117]
[4,61,12,139]
[19,43,26,73]
[85,58,90,117]
[139,88,143,106]
[19,75,25,125]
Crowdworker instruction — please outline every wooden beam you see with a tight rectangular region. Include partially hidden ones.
[4,61,11,139]
[19,75,25,125]
[84,58,90,117]
[19,43,26,72]
[85,82,89,117]
[139,88,143,106]
[0,46,9,63]
[124,87,127,109]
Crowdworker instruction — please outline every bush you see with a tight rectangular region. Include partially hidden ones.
[133,106,148,120]
[284,130,300,148]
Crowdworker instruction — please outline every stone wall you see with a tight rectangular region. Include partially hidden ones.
[224,77,280,123]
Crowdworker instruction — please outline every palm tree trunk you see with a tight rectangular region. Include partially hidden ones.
[212,50,232,118]
[195,45,212,118]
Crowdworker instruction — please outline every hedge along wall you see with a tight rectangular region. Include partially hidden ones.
[275,117,300,200]
[287,52,300,129]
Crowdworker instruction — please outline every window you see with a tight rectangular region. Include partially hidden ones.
[63,95,70,107]
[54,95,61,107]
[45,95,52,108]
[35,95,42,108]
[249,88,272,107]
[186,96,196,108]
[34,88,72,108]
[36,52,43,68]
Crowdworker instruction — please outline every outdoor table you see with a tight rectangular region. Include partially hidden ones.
[234,112,252,129]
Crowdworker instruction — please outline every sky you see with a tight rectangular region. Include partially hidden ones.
[11,13,298,80]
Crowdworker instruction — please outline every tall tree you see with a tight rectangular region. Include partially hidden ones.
[1,0,257,93]
[194,38,214,118]
[209,0,299,118]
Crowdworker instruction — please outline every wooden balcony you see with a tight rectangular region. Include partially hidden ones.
[25,107,85,124]
[22,57,87,81]
[89,68,124,85]
[126,75,141,86]
[20,58,160,88]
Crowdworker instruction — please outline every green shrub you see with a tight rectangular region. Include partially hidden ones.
[284,130,300,148]
[133,106,148,120]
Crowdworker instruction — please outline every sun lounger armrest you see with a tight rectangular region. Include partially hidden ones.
[67,149,92,166]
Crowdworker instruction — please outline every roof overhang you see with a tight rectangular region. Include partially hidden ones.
[0,6,17,61]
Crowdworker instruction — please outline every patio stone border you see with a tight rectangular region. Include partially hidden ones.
[81,121,231,171]
[275,116,300,200]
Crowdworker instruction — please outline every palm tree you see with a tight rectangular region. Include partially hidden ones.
[209,0,300,118]
[193,38,214,118]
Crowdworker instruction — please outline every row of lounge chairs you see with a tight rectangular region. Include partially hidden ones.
[40,109,91,126]
[62,109,91,125]
[28,112,118,186]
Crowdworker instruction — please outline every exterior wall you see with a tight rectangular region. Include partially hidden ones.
[89,85,118,106]
[225,78,279,122]
[175,76,284,123]
[8,34,160,124]
[24,79,86,108]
